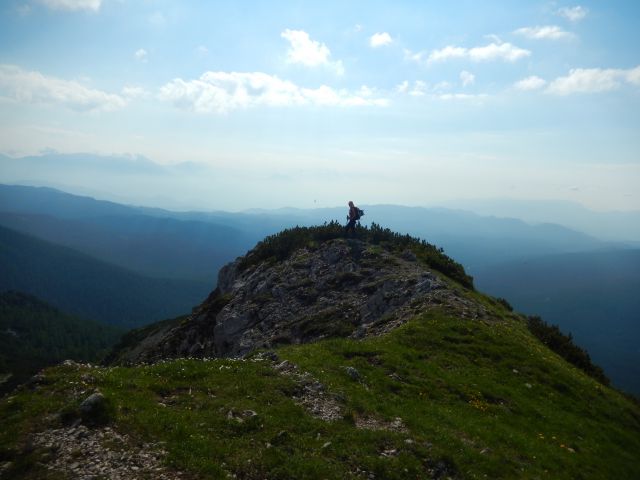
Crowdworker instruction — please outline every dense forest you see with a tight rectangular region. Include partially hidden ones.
[0,291,122,394]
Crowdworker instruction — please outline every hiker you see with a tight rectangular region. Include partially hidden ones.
[345,200,361,235]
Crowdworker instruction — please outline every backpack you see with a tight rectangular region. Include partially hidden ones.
[355,208,364,220]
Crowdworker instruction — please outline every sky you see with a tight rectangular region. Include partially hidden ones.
[0,0,639,212]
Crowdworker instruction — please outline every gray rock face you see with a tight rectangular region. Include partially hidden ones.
[112,238,488,364]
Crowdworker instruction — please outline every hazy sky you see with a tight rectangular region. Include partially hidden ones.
[1,0,639,211]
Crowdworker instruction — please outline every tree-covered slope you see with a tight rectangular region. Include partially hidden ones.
[0,225,208,328]
[0,291,122,394]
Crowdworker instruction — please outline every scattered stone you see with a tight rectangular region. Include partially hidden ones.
[355,416,408,433]
[273,360,343,421]
[380,448,398,458]
[344,366,361,381]
[31,425,187,479]
[525,383,533,389]
[79,392,113,426]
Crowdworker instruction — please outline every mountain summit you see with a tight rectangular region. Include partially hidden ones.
[2,224,639,479]
[109,223,480,364]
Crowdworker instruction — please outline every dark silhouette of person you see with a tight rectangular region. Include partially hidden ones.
[345,200,358,235]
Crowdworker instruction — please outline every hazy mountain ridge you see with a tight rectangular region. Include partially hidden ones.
[0,225,208,328]
[2,184,637,393]
[2,225,638,479]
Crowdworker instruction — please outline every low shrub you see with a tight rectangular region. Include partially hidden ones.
[238,222,473,289]
[527,315,609,386]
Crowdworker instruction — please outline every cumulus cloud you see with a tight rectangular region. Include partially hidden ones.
[557,6,588,22]
[369,32,393,48]
[409,80,428,96]
[396,80,472,98]
[121,86,150,100]
[281,29,344,74]
[437,93,488,101]
[158,71,388,114]
[426,42,530,63]
[134,49,148,62]
[403,49,425,63]
[546,66,640,95]
[460,71,475,87]
[37,0,101,11]
[514,75,547,91]
[0,64,126,112]
[514,26,573,40]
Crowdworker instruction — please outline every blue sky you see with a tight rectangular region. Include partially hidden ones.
[0,0,639,211]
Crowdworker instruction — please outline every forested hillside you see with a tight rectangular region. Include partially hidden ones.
[0,291,122,394]
[0,225,208,328]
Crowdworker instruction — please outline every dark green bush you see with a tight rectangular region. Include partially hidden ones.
[527,315,609,386]
[495,297,513,311]
[238,222,473,289]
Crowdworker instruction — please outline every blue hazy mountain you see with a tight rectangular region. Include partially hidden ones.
[0,225,208,328]
[474,249,640,395]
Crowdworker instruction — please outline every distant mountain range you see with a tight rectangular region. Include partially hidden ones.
[1,183,638,394]
[0,225,208,328]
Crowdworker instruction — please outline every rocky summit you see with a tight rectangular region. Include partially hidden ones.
[111,228,490,365]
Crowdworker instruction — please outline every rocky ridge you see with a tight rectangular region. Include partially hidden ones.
[112,236,493,365]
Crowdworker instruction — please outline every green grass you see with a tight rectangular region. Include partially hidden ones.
[1,310,639,479]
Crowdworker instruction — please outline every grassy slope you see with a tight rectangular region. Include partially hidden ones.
[1,304,639,479]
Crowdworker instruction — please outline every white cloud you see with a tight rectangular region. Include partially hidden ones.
[437,93,488,101]
[427,42,530,63]
[403,49,425,63]
[546,67,640,95]
[428,46,467,62]
[121,86,150,100]
[514,26,573,40]
[395,80,458,97]
[354,24,363,33]
[395,80,409,94]
[281,29,344,74]
[369,32,393,48]
[468,42,531,62]
[0,64,126,112]
[460,71,475,87]
[514,75,547,91]
[409,80,428,96]
[626,66,640,86]
[134,48,148,62]
[557,6,588,22]
[196,45,209,56]
[158,71,388,114]
[37,0,101,11]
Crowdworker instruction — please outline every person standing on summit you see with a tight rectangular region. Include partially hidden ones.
[345,200,362,235]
